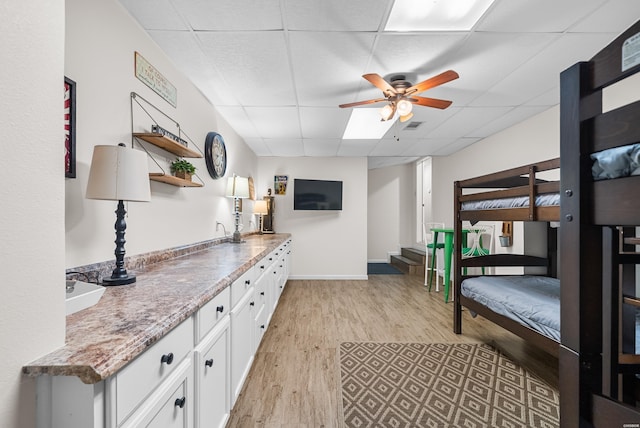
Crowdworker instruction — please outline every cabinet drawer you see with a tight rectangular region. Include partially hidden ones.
[116,317,194,426]
[196,286,230,342]
[230,267,255,308]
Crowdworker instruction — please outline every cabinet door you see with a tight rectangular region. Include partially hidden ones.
[194,318,229,428]
[230,287,255,405]
[121,357,193,428]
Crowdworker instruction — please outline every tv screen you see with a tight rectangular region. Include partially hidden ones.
[293,179,343,211]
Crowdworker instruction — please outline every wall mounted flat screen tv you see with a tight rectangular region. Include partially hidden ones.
[293,179,343,211]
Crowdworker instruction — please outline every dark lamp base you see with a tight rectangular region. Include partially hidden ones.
[102,274,137,286]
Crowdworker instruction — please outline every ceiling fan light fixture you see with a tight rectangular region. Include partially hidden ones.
[399,112,414,123]
[397,99,413,116]
[380,103,396,121]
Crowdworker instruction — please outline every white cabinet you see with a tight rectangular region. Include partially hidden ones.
[114,318,194,426]
[36,238,292,428]
[120,357,193,428]
[230,283,255,405]
[194,317,230,428]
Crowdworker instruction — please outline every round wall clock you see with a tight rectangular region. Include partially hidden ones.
[204,132,227,179]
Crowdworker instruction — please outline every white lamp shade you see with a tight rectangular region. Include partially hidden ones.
[226,175,250,198]
[397,99,413,116]
[86,145,151,202]
[253,200,268,215]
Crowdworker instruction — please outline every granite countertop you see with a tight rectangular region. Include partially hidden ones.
[23,233,291,384]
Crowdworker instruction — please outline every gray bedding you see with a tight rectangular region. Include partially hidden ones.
[461,275,560,342]
[591,143,640,181]
[461,193,559,211]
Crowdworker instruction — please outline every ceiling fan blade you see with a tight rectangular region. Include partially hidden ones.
[406,70,459,95]
[339,98,387,108]
[410,96,453,109]
[362,73,397,95]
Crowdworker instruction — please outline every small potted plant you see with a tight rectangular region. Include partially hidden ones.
[170,158,196,181]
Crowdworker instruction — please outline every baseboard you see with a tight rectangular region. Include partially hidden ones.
[367,259,388,264]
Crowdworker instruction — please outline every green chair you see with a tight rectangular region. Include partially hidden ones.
[423,222,445,291]
[462,224,494,275]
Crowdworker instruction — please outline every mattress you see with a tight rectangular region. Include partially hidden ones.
[461,193,560,211]
[461,275,560,342]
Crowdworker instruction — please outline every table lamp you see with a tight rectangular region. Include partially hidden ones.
[226,174,250,243]
[86,144,151,285]
[253,200,268,234]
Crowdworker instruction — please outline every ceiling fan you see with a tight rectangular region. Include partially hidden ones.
[339,69,459,122]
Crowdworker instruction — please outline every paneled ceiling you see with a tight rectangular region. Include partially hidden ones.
[119,0,640,168]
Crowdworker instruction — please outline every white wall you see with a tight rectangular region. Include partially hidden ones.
[258,157,368,279]
[367,164,414,262]
[64,0,259,269]
[1,1,66,427]
[431,106,561,228]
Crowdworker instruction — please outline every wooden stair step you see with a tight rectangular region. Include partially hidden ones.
[401,247,426,264]
[390,254,423,276]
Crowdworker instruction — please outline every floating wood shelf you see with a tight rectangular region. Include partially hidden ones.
[149,173,203,187]
[134,132,202,158]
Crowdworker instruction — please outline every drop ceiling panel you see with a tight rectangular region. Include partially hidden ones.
[303,139,341,156]
[469,105,550,138]
[216,106,260,139]
[336,139,380,156]
[444,32,559,106]
[243,138,271,156]
[477,0,608,32]
[289,32,377,107]
[427,106,513,138]
[264,138,305,156]
[284,0,390,31]
[369,137,420,156]
[197,31,296,106]
[119,0,188,30]
[571,0,640,33]
[244,107,301,139]
[369,33,468,78]
[433,137,482,156]
[172,0,283,31]
[299,107,351,138]
[402,138,460,156]
[471,33,618,107]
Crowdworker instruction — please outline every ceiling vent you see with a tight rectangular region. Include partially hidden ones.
[404,121,423,130]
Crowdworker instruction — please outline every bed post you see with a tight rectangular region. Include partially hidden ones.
[453,181,463,334]
[559,61,604,427]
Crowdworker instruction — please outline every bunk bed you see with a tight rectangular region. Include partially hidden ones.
[452,159,561,357]
[559,18,640,427]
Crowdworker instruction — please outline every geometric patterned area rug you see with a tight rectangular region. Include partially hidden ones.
[339,342,559,428]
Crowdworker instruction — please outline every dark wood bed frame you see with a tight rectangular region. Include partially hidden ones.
[452,159,561,358]
[452,18,640,426]
[560,18,640,428]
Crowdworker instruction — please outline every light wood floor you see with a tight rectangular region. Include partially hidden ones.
[226,273,558,427]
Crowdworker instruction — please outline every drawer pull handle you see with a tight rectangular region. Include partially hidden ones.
[216,305,224,313]
[269,257,273,261]
[260,291,265,296]
[260,325,265,329]
[174,397,186,409]
[250,301,255,306]
[205,358,214,367]
[260,265,265,269]
[161,353,174,365]
[245,279,251,285]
